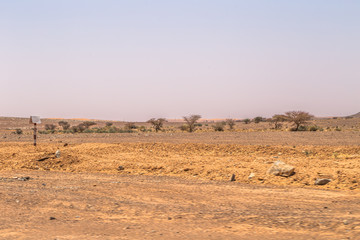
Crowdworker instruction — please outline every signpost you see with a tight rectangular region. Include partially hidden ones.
[29,116,41,146]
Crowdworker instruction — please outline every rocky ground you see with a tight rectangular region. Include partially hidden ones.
[1,171,360,240]
[1,128,360,239]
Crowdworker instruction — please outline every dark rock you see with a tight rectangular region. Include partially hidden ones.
[315,179,331,185]
[118,166,124,171]
[230,174,236,182]
[49,217,56,220]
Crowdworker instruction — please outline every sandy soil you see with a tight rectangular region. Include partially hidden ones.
[1,142,359,190]
[1,125,359,239]
[1,170,360,240]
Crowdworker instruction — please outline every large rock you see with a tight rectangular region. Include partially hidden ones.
[267,160,295,177]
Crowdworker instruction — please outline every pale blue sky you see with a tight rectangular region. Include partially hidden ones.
[1,1,359,121]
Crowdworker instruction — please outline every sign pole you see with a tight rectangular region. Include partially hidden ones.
[34,123,37,146]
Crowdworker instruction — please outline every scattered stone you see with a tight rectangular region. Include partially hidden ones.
[55,150,61,158]
[64,143,68,147]
[315,179,331,186]
[267,161,295,177]
[230,174,236,182]
[18,176,30,181]
[248,173,256,179]
[168,217,172,220]
[36,157,50,162]
[117,166,124,171]
[343,220,349,225]
[49,217,56,220]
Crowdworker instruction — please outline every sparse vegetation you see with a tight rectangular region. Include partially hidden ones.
[243,118,251,124]
[15,129,23,135]
[254,116,264,124]
[213,122,226,131]
[225,119,236,130]
[45,124,56,131]
[58,121,70,130]
[271,114,287,129]
[285,111,314,131]
[183,115,202,132]
[124,122,137,130]
[147,118,167,132]
[105,122,113,127]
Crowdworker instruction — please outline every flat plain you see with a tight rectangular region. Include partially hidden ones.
[0,116,359,239]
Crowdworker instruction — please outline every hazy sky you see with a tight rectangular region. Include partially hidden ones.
[1,1,359,121]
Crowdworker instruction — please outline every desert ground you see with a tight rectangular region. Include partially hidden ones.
[0,116,360,239]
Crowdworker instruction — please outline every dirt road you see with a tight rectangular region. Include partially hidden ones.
[1,170,359,239]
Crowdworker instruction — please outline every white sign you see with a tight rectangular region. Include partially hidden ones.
[29,116,41,124]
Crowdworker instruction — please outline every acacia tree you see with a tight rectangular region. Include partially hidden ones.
[243,118,251,124]
[225,119,236,130]
[254,116,264,123]
[147,118,167,132]
[183,115,202,132]
[271,114,287,129]
[285,111,314,131]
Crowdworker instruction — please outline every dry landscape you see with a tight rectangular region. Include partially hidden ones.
[1,115,360,239]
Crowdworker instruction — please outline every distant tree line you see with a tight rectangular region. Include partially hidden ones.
[30,111,320,135]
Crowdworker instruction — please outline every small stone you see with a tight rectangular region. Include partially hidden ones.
[248,173,256,179]
[49,217,56,220]
[64,143,68,147]
[18,176,30,181]
[55,150,61,158]
[230,174,236,182]
[343,220,349,225]
[118,166,124,171]
[168,217,172,220]
[315,179,331,185]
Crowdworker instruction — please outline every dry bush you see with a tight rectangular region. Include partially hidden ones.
[124,122,137,130]
[58,121,70,130]
[45,124,56,131]
[225,119,236,130]
[147,118,167,132]
[243,118,251,124]
[213,122,226,131]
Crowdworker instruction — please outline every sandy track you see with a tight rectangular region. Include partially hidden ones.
[1,170,360,240]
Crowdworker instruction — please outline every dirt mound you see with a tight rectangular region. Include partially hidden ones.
[1,142,359,190]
